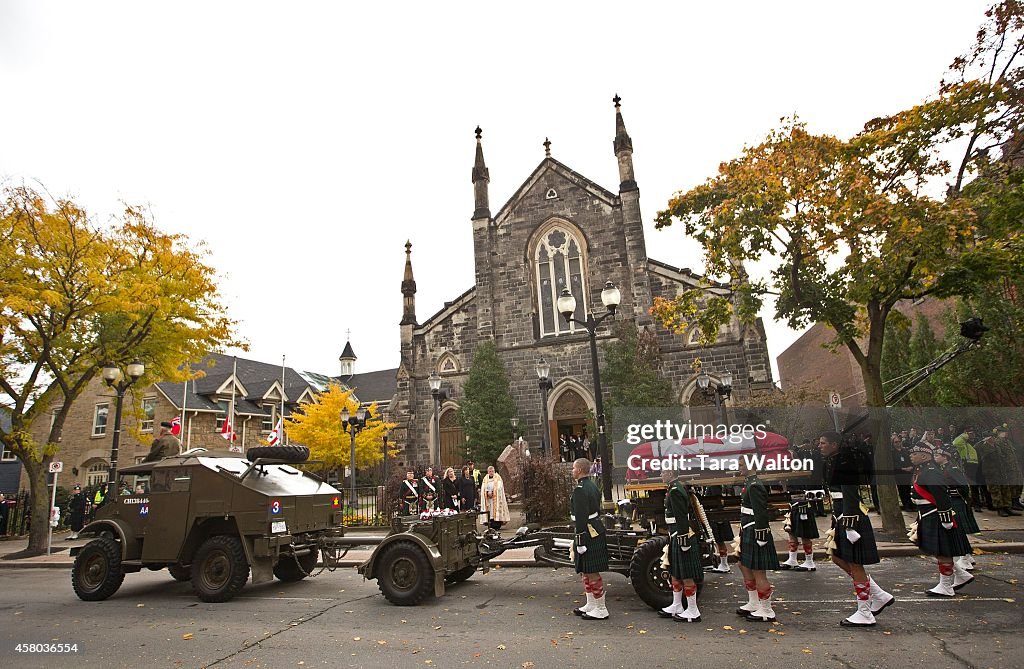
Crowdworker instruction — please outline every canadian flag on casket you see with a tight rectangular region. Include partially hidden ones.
[625,431,791,481]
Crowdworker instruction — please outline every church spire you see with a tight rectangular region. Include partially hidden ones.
[612,94,638,192]
[401,240,417,326]
[472,126,491,220]
[339,335,357,377]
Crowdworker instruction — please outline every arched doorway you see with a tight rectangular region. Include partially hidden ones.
[439,408,466,469]
[684,384,724,427]
[553,388,592,461]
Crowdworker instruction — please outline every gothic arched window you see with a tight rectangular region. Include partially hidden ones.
[535,226,587,336]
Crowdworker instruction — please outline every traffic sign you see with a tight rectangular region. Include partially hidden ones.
[48,461,63,473]
[828,392,842,409]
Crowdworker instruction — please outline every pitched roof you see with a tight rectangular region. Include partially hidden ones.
[157,353,318,413]
[342,368,399,404]
[493,157,618,225]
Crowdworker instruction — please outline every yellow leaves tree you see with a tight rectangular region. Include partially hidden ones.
[0,185,242,555]
[285,384,396,471]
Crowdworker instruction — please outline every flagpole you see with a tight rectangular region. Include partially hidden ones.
[280,355,287,445]
[181,362,189,451]
[231,356,238,452]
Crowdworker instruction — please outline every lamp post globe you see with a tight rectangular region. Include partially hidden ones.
[536,357,553,456]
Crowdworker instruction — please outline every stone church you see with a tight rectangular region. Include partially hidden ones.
[393,98,775,468]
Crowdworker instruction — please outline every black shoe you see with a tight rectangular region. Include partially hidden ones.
[1012,502,1024,511]
[1007,509,1022,516]
[998,508,1012,517]
[573,607,587,616]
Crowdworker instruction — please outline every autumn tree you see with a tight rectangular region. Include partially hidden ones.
[0,185,240,556]
[457,340,518,466]
[651,3,1023,534]
[284,384,395,474]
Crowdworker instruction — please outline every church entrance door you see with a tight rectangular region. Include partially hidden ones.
[439,408,465,469]
[552,388,592,462]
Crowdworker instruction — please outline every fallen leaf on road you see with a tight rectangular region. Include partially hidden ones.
[473,653,481,657]
[522,663,535,668]
[377,640,387,646]
[738,630,747,634]
[298,663,304,666]
[1004,598,1015,603]
[497,644,507,650]
[802,649,812,654]
[723,625,733,630]
[883,631,892,635]
[551,639,558,647]
[433,626,442,630]
[638,630,647,634]
[182,633,193,640]
[353,637,361,641]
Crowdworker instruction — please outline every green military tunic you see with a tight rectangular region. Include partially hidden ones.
[665,480,703,580]
[572,477,608,573]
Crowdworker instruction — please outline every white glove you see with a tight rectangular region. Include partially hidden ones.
[845,528,861,544]
[942,522,954,530]
[576,545,588,555]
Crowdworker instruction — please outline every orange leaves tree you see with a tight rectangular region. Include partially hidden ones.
[0,185,241,554]
[652,2,1023,534]
[285,384,396,472]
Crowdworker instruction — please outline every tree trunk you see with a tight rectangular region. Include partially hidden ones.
[24,457,53,555]
[861,321,907,537]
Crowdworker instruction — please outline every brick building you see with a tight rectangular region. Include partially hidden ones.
[19,351,396,491]
[392,98,775,467]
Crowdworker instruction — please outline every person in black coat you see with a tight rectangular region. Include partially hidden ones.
[457,466,477,510]
[66,485,87,539]
[441,467,460,510]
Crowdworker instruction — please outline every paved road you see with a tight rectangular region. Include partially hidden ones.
[1,555,1020,669]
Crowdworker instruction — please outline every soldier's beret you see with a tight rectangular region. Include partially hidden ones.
[160,421,173,428]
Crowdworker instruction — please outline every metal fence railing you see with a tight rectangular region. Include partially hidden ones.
[1,491,31,536]
[338,486,391,527]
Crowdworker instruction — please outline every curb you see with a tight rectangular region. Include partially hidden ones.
[3,543,1023,570]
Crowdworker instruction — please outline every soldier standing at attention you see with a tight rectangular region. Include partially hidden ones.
[819,431,894,627]
[909,443,974,597]
[570,458,610,621]
[657,468,703,622]
[735,467,780,622]
[420,466,439,512]
[399,469,419,516]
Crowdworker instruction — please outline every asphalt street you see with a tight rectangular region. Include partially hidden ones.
[0,555,1020,669]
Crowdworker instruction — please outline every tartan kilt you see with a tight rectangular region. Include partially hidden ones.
[711,520,734,543]
[950,496,980,535]
[574,538,609,573]
[789,504,820,539]
[830,512,880,565]
[669,535,704,581]
[917,511,972,557]
[739,524,780,571]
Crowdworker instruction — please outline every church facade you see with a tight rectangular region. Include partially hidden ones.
[392,99,775,468]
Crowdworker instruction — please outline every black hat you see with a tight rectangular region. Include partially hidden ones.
[73,484,81,490]
[160,421,173,428]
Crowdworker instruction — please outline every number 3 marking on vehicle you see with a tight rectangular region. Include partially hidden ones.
[271,500,281,515]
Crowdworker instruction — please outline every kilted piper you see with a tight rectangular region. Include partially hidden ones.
[819,431,893,627]
[779,494,820,572]
[934,442,979,575]
[657,468,703,622]
[400,470,420,516]
[420,466,439,512]
[703,485,734,573]
[736,469,780,622]
[909,442,974,597]
[570,458,610,621]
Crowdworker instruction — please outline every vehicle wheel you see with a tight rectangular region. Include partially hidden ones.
[72,537,125,601]
[168,564,192,582]
[444,565,476,585]
[629,535,672,611]
[375,540,435,606]
[191,535,250,603]
[273,550,318,582]
[245,445,310,463]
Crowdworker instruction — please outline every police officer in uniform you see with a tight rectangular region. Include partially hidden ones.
[399,469,419,516]
[657,468,703,622]
[66,484,87,540]
[570,458,610,621]
[735,468,780,622]
[420,466,439,512]
[819,431,893,627]
[909,442,973,596]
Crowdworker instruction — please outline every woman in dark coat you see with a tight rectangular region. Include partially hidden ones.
[441,467,460,510]
[457,466,477,510]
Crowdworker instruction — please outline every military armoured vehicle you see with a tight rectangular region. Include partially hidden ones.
[71,446,348,603]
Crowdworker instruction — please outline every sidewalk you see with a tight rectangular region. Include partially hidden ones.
[2,507,1022,570]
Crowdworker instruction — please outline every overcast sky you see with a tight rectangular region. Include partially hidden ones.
[0,1,991,385]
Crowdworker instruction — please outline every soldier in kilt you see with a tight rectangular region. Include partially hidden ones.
[735,470,779,622]
[702,486,734,573]
[780,495,820,572]
[420,466,439,512]
[657,469,704,622]
[909,443,974,597]
[570,458,610,621]
[934,443,979,574]
[819,431,893,627]
[399,470,420,516]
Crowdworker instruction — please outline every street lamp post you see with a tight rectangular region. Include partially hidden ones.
[536,357,553,456]
[102,358,145,498]
[341,406,368,509]
[696,369,733,428]
[428,371,448,467]
[557,280,621,504]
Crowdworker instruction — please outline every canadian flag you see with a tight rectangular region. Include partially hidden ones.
[220,417,237,442]
[170,415,182,436]
[266,419,283,446]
